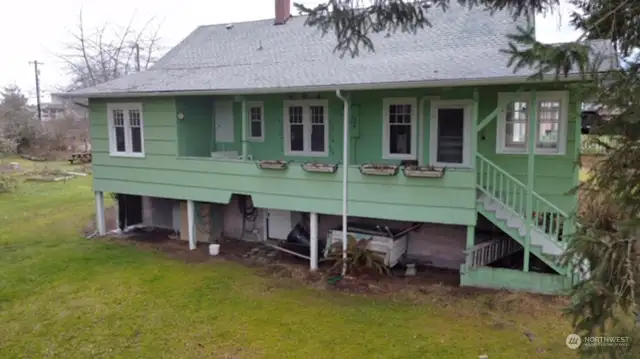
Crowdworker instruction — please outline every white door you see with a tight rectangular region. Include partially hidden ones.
[267,209,292,240]
[214,100,234,143]
[429,100,472,168]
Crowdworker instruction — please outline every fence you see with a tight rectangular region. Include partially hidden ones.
[580,135,615,156]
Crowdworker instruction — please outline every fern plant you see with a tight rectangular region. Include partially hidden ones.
[326,234,390,276]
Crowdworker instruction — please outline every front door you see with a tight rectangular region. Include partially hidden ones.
[429,100,472,168]
[214,99,235,143]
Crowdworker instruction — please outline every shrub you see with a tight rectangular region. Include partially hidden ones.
[0,174,17,193]
[326,235,390,276]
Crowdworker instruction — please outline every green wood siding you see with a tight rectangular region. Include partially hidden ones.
[89,83,579,226]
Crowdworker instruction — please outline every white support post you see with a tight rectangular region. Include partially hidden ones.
[336,89,349,276]
[95,191,106,235]
[309,212,319,271]
[187,200,196,250]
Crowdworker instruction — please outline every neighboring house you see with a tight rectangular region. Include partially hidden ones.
[29,96,89,122]
[41,103,66,121]
[65,1,612,294]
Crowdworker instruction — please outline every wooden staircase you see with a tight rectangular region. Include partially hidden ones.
[473,154,572,276]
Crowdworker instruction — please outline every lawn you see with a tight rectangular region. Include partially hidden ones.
[0,167,579,358]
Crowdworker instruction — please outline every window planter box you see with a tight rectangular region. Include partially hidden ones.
[257,160,288,170]
[301,162,338,173]
[403,165,445,178]
[359,163,399,176]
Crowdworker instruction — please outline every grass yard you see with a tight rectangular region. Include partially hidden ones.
[0,168,579,358]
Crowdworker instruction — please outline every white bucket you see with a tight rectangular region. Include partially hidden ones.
[209,244,220,256]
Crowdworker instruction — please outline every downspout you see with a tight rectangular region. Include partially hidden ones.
[336,89,349,276]
[241,98,248,160]
[524,91,537,272]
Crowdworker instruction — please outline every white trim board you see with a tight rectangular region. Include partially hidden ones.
[61,74,591,99]
[495,91,569,156]
[429,99,473,168]
[382,97,418,160]
[106,102,145,158]
[282,99,330,157]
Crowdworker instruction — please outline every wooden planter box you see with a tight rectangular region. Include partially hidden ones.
[403,165,445,178]
[257,160,288,170]
[301,162,338,173]
[359,164,399,176]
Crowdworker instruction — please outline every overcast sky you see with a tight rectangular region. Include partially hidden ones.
[1,0,580,103]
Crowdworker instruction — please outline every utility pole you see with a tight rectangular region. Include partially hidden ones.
[29,60,43,121]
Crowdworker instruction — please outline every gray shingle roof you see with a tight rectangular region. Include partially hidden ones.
[66,4,605,97]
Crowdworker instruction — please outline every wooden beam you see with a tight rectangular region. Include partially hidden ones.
[466,225,475,249]
[471,88,479,168]
[476,87,525,133]
[240,98,248,160]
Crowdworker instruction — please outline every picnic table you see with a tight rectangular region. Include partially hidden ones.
[68,152,92,164]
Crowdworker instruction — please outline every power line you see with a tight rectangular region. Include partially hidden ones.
[28,60,44,121]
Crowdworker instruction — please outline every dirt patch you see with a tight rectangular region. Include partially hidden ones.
[83,206,118,236]
[90,227,565,308]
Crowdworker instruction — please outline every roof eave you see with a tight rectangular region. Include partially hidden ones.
[55,74,589,99]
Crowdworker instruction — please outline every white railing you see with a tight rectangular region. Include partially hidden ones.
[476,153,571,244]
[465,237,521,269]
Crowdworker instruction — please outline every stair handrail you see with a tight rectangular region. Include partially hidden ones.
[476,153,569,218]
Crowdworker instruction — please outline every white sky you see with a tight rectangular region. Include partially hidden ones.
[0,0,580,103]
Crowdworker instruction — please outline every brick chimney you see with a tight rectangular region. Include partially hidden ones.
[274,0,291,25]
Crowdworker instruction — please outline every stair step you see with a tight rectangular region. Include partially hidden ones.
[477,193,566,256]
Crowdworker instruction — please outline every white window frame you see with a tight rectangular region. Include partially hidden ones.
[247,101,264,142]
[496,91,569,156]
[429,99,473,168]
[107,103,145,157]
[283,99,329,157]
[382,97,418,160]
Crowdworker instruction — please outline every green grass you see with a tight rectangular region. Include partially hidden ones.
[0,165,578,358]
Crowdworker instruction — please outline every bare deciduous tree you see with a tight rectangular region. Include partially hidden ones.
[58,10,164,90]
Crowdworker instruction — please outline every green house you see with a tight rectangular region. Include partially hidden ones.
[67,1,612,294]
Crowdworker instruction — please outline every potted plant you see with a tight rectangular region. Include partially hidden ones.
[256,160,288,170]
[359,163,399,176]
[403,165,445,178]
[301,162,338,173]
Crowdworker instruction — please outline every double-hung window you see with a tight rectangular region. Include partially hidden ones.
[107,103,145,157]
[382,98,417,160]
[247,101,264,141]
[497,91,568,155]
[283,100,329,156]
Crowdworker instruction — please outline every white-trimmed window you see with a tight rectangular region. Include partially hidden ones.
[107,103,145,157]
[496,91,568,155]
[247,101,264,141]
[382,98,417,160]
[283,100,329,156]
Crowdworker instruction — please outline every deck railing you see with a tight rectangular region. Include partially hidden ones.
[465,237,521,269]
[476,153,571,244]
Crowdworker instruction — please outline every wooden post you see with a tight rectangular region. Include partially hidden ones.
[95,191,106,235]
[466,225,475,249]
[187,200,196,250]
[240,98,248,160]
[471,88,479,168]
[309,212,319,271]
[524,91,537,272]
